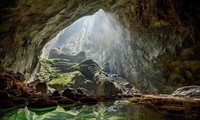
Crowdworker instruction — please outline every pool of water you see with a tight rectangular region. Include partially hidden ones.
[0,100,163,120]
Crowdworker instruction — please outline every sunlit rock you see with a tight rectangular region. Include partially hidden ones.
[172,86,200,97]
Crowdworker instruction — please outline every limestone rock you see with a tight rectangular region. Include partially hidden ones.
[28,98,57,108]
[0,72,36,97]
[57,97,74,105]
[52,91,60,97]
[35,82,47,94]
[0,90,11,99]
[80,97,98,105]
[79,59,102,80]
[62,88,84,101]
[49,48,86,63]
[172,86,200,97]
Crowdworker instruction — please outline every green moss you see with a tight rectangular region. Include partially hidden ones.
[37,58,79,82]
[48,71,79,85]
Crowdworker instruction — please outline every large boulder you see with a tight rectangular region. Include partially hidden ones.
[79,59,102,80]
[172,86,200,97]
[35,82,47,94]
[28,99,58,113]
[62,88,85,101]
[68,59,140,96]
[80,97,98,105]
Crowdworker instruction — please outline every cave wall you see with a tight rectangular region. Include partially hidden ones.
[1,0,200,93]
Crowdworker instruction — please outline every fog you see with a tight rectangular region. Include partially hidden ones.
[41,9,133,78]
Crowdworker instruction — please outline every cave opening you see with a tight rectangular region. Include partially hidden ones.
[1,1,200,119]
[37,9,138,95]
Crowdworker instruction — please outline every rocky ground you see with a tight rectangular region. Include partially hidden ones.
[132,94,200,120]
[37,48,140,96]
[0,71,200,119]
[0,71,139,115]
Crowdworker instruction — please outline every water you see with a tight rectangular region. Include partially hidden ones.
[0,100,162,120]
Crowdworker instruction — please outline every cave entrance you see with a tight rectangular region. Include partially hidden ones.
[37,9,138,95]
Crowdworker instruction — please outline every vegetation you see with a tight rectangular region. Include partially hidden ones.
[37,58,79,84]
[48,71,79,85]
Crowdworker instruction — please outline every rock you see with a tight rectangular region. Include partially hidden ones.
[76,88,85,96]
[79,59,102,80]
[97,79,122,96]
[49,91,62,100]
[0,72,36,98]
[35,82,47,94]
[131,95,200,120]
[12,72,25,82]
[28,98,57,108]
[62,88,83,101]
[7,89,21,97]
[172,86,200,97]
[62,88,74,98]
[69,60,140,96]
[58,97,74,105]
[0,77,8,91]
[13,98,28,108]
[80,97,98,105]
[49,48,86,63]
[49,96,63,101]
[0,90,11,99]
[48,48,63,58]
[52,91,60,96]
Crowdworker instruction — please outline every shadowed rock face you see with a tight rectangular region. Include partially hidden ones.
[1,0,200,93]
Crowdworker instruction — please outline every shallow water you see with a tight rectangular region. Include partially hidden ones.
[0,100,163,120]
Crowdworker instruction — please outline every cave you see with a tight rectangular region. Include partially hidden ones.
[1,0,200,119]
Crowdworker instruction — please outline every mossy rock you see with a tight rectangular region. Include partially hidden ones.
[27,99,58,115]
[80,97,98,105]
[48,71,79,85]
[79,59,102,80]
[27,99,58,112]
[38,57,79,82]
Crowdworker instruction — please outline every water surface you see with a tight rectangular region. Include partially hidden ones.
[0,100,162,120]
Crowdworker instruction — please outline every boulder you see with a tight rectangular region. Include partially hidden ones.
[28,98,57,109]
[0,90,11,99]
[52,91,60,97]
[35,82,47,94]
[49,91,62,100]
[0,72,36,98]
[105,80,122,95]
[58,97,74,105]
[79,59,102,80]
[62,88,84,101]
[13,98,28,108]
[172,86,200,97]
[80,97,98,105]
[0,77,8,91]
[69,60,140,96]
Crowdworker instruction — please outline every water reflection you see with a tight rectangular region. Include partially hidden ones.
[0,100,162,120]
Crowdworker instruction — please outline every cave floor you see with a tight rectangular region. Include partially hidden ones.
[131,94,200,120]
